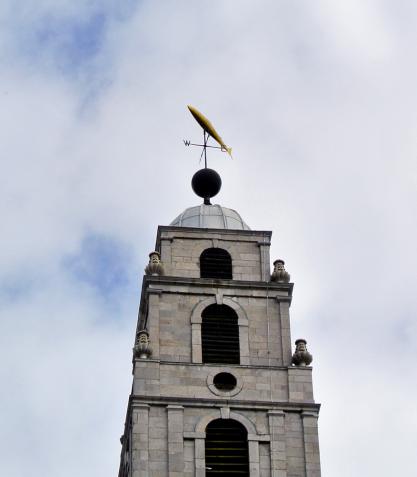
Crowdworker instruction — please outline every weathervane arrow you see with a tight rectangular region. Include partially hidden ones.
[184,105,233,167]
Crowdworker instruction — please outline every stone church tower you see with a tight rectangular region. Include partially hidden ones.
[118,168,321,476]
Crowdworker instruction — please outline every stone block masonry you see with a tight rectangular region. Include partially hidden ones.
[118,224,321,477]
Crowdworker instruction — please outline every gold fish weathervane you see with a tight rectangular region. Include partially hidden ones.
[185,105,233,166]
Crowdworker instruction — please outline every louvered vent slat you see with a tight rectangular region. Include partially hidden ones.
[200,248,232,279]
[202,305,240,364]
[205,419,249,476]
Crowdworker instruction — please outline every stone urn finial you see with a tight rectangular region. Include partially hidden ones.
[133,330,152,359]
[271,259,290,283]
[145,251,164,276]
[291,339,313,366]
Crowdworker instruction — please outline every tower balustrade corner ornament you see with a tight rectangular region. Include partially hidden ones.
[291,338,313,366]
[271,259,290,283]
[145,251,164,276]
[133,329,152,359]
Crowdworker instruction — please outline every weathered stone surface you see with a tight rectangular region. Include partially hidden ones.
[118,224,321,477]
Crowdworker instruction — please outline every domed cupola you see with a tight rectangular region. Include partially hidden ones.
[170,204,250,230]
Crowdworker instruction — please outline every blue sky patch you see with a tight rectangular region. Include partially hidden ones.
[63,233,134,301]
[8,2,140,74]
[0,275,35,308]
[34,12,107,72]
[4,2,141,109]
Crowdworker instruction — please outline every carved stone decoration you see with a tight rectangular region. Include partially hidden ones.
[291,339,313,366]
[133,330,152,359]
[271,259,290,283]
[145,251,164,276]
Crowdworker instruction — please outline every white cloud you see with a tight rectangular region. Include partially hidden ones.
[1,1,416,475]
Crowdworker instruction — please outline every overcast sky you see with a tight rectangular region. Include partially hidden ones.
[1,1,416,476]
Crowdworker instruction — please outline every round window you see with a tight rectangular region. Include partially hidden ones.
[213,372,237,391]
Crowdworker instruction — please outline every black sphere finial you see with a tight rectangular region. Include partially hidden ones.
[191,168,222,205]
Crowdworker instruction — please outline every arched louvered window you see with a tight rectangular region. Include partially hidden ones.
[202,304,240,364]
[205,419,249,476]
[200,248,232,279]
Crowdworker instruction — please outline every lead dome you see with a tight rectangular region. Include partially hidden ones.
[170,204,251,230]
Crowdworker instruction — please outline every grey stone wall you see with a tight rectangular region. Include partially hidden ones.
[119,225,321,477]
[285,412,306,477]
[133,361,315,404]
[157,227,272,281]
[126,402,319,477]
[140,280,292,366]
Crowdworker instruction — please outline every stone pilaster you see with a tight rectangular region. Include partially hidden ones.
[301,412,321,477]
[147,292,161,358]
[248,440,260,477]
[132,404,150,477]
[288,367,314,403]
[258,241,271,281]
[191,322,202,363]
[239,322,250,365]
[167,405,184,476]
[278,300,292,366]
[268,410,287,477]
[194,437,206,477]
[159,237,173,275]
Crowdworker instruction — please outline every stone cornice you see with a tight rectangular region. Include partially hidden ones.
[156,225,272,249]
[132,359,311,372]
[144,274,293,293]
[137,275,294,329]
[129,394,321,413]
